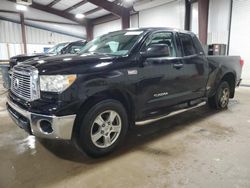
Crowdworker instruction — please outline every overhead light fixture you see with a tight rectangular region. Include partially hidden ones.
[75,13,85,19]
[16,4,27,11]
[124,0,134,3]
[16,0,32,6]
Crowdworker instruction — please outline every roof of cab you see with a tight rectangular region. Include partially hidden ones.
[123,27,194,35]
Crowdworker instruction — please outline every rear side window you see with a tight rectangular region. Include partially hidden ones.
[192,36,205,54]
[179,33,197,56]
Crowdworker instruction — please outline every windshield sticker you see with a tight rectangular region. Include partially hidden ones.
[125,31,143,36]
[107,41,119,52]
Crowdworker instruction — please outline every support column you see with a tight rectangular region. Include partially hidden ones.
[185,0,191,31]
[20,13,27,54]
[86,22,93,41]
[198,0,209,45]
[121,11,130,29]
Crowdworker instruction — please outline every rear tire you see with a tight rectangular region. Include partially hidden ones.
[75,99,128,158]
[208,81,230,110]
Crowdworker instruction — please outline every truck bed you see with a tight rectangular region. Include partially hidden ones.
[207,55,242,83]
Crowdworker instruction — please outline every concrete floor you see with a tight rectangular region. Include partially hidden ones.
[0,79,250,188]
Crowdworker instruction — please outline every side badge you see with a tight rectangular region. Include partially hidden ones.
[128,69,138,75]
[154,92,169,97]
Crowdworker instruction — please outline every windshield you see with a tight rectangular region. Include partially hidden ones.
[80,30,145,56]
[47,43,68,54]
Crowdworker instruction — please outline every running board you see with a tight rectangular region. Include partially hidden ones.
[135,102,206,126]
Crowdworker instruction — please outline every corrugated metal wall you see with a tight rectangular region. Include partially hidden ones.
[138,0,185,29]
[190,2,199,35]
[0,19,82,60]
[207,0,231,44]
[0,20,22,43]
[26,26,81,44]
[93,19,121,38]
[93,14,139,38]
[229,0,250,83]
[0,43,9,60]
[0,20,81,44]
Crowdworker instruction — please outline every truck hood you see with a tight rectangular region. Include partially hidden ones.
[10,53,48,62]
[21,53,120,75]
[9,53,55,68]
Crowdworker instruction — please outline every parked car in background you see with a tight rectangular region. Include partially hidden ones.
[1,40,87,89]
[60,40,87,54]
[9,40,87,68]
[6,28,243,157]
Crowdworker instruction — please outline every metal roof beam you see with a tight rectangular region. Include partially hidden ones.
[31,2,87,25]
[84,0,120,16]
[84,7,101,16]
[6,0,90,39]
[47,0,62,7]
[86,0,130,29]
[25,18,79,25]
[63,0,88,12]
[87,0,129,17]
[0,9,19,14]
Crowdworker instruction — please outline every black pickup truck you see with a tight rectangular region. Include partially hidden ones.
[6,28,243,157]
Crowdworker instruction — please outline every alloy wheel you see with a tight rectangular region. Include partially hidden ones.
[90,110,122,148]
[220,88,230,108]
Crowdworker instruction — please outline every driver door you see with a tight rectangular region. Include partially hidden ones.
[137,31,187,116]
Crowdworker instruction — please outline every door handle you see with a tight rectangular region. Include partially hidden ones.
[173,63,184,69]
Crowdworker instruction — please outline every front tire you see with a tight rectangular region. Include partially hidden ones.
[208,81,230,110]
[75,99,128,158]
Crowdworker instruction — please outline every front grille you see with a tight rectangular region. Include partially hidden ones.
[11,65,40,101]
[12,71,31,100]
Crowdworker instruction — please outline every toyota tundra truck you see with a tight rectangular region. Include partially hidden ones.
[6,28,243,157]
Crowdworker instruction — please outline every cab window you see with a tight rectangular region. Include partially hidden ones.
[192,35,205,54]
[179,33,197,56]
[142,32,177,57]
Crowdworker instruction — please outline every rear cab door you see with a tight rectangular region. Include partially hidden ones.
[176,32,209,100]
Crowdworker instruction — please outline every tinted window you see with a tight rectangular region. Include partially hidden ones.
[179,33,197,56]
[143,32,177,57]
[192,35,204,54]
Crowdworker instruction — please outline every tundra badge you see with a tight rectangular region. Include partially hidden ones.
[127,69,138,75]
[154,92,169,97]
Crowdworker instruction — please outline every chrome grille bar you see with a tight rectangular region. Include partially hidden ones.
[11,65,40,101]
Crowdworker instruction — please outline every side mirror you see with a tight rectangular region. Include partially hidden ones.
[72,48,80,54]
[142,44,170,58]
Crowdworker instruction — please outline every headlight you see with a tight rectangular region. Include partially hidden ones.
[40,75,76,92]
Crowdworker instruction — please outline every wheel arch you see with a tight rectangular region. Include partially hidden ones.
[72,89,135,140]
